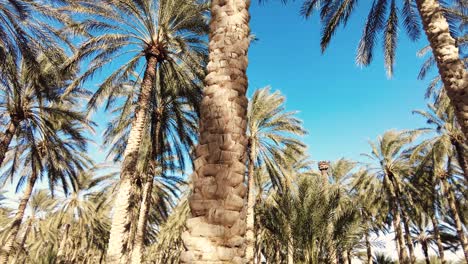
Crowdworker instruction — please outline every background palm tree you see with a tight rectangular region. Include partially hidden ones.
[245,86,307,262]
[0,51,93,264]
[63,0,208,261]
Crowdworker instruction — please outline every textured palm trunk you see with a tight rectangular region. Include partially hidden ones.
[365,231,372,264]
[421,241,430,264]
[181,0,251,263]
[452,139,468,182]
[106,55,158,263]
[11,217,32,264]
[0,170,37,264]
[389,173,415,264]
[399,202,416,264]
[383,175,408,264]
[441,176,468,262]
[430,213,446,264]
[245,140,256,263]
[415,0,468,140]
[56,223,71,264]
[130,177,153,264]
[0,120,18,167]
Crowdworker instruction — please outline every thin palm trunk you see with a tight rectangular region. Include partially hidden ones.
[421,241,430,264]
[384,174,409,264]
[182,0,251,262]
[0,120,18,167]
[440,175,468,262]
[389,172,415,264]
[246,140,256,263]
[56,223,71,264]
[365,231,372,264]
[106,55,158,263]
[130,176,153,264]
[400,202,416,264]
[11,217,32,264]
[430,213,446,264]
[415,0,468,141]
[0,170,37,264]
[452,139,468,182]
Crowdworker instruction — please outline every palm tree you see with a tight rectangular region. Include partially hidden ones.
[413,102,468,182]
[181,0,252,262]
[302,0,468,142]
[363,130,422,264]
[51,171,112,263]
[245,86,306,262]
[7,189,57,264]
[0,0,74,71]
[0,53,92,264]
[147,196,190,264]
[63,0,208,261]
[102,68,200,263]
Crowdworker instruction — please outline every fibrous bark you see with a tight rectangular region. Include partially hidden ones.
[130,178,153,264]
[181,0,251,262]
[415,0,468,142]
[0,120,18,167]
[0,170,37,264]
[106,55,158,263]
[441,175,468,262]
[245,140,256,263]
[430,213,446,264]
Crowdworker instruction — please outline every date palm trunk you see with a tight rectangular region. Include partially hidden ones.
[0,169,37,264]
[181,0,251,263]
[430,213,446,264]
[421,241,430,264]
[415,0,468,141]
[0,120,18,167]
[246,139,256,263]
[11,217,32,264]
[106,54,158,263]
[440,175,468,262]
[383,174,409,264]
[365,231,372,264]
[130,177,153,264]
[452,139,468,182]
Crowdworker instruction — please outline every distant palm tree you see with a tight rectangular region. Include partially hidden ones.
[302,0,468,143]
[0,53,92,264]
[245,86,307,262]
[182,0,252,262]
[363,130,421,264]
[63,0,208,261]
[52,171,112,263]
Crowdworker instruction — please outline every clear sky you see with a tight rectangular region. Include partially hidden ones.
[247,0,432,163]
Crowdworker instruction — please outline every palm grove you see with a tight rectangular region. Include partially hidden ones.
[0,0,466,263]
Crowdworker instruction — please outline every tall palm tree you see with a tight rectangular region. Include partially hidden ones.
[363,130,421,264]
[0,53,93,264]
[102,68,200,263]
[63,0,208,262]
[302,0,468,142]
[413,102,468,182]
[181,0,252,262]
[245,86,306,262]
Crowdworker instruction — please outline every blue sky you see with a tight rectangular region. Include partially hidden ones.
[247,1,433,163]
